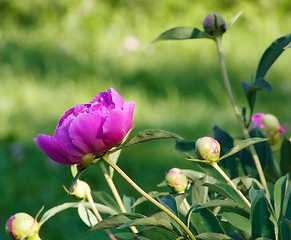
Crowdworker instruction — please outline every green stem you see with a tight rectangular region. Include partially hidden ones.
[102,155,196,240]
[99,162,139,235]
[212,163,251,208]
[215,36,270,197]
[85,189,117,240]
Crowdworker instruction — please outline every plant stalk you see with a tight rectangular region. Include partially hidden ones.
[215,36,270,197]
[86,189,117,240]
[102,155,196,240]
[212,162,251,208]
[99,162,138,234]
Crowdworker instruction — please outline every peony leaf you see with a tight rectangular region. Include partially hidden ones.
[280,139,291,175]
[204,182,249,208]
[274,175,289,222]
[78,201,98,227]
[251,192,275,239]
[227,8,245,29]
[152,26,212,43]
[89,213,144,232]
[39,202,80,226]
[219,212,250,231]
[112,129,182,152]
[256,34,291,79]
[219,137,268,160]
[195,233,234,240]
[91,191,120,214]
[284,41,291,49]
[138,227,181,240]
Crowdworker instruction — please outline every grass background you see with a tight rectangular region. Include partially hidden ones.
[0,0,290,239]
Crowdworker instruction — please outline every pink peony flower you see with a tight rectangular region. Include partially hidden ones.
[34,88,135,167]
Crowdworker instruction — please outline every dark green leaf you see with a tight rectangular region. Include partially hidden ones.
[196,233,233,240]
[118,216,174,232]
[158,194,179,217]
[219,212,250,231]
[204,182,249,208]
[219,138,267,161]
[241,78,272,115]
[152,27,212,43]
[187,204,225,234]
[274,175,289,222]
[284,41,291,49]
[280,186,291,240]
[213,125,238,179]
[256,34,291,79]
[138,227,180,240]
[92,191,120,213]
[280,139,291,175]
[251,192,275,239]
[89,213,144,232]
[112,129,182,152]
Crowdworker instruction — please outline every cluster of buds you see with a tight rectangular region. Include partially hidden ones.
[251,113,285,145]
[195,136,221,161]
[6,213,40,240]
[165,168,188,194]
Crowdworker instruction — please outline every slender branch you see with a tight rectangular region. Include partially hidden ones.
[212,163,251,208]
[86,189,117,240]
[102,155,196,240]
[215,36,270,197]
[99,161,138,234]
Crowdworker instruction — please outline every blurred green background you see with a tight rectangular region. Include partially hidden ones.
[0,0,290,239]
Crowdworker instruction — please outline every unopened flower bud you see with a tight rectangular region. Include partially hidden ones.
[195,137,221,161]
[203,12,227,37]
[165,168,188,194]
[70,180,91,199]
[251,113,285,145]
[6,213,40,240]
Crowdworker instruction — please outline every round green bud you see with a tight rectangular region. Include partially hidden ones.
[165,168,188,194]
[262,114,280,134]
[6,213,40,240]
[203,12,227,37]
[71,180,91,199]
[195,137,220,161]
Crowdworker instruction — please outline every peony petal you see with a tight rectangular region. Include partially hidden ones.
[108,88,124,108]
[69,112,107,156]
[102,107,128,148]
[34,134,77,165]
[57,107,75,128]
[122,102,135,132]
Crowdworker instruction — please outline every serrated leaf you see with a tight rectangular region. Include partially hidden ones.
[280,139,291,175]
[251,192,275,239]
[112,129,182,152]
[78,202,98,227]
[89,213,144,232]
[196,233,234,240]
[227,8,245,28]
[219,137,268,161]
[219,212,250,231]
[256,34,291,79]
[39,202,79,226]
[274,175,289,222]
[213,125,237,179]
[138,227,180,240]
[152,26,212,43]
[204,182,249,208]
